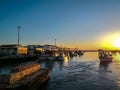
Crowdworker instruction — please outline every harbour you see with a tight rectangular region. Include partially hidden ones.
[1,52,120,90]
[1,0,120,90]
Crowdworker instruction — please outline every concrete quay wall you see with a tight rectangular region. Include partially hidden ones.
[1,62,41,85]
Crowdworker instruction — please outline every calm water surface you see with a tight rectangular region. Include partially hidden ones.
[39,52,120,90]
[1,52,120,90]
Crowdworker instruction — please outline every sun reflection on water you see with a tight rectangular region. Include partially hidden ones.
[117,81,120,86]
[113,52,120,61]
[63,57,68,66]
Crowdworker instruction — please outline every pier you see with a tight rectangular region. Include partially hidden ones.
[0,62,50,89]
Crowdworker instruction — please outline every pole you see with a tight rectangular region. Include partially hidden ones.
[17,26,21,46]
[55,38,56,46]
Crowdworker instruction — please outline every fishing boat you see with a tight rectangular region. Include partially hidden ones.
[47,55,56,60]
[98,49,113,62]
[57,53,68,60]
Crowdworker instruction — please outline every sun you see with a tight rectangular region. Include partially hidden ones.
[113,36,120,48]
[100,32,120,49]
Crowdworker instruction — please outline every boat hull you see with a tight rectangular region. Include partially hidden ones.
[99,57,112,62]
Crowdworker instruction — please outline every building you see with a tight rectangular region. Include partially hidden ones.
[27,45,43,55]
[0,44,27,56]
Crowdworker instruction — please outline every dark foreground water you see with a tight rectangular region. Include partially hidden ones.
[1,52,120,90]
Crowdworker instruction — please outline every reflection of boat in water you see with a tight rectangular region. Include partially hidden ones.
[99,61,111,71]
[98,49,113,62]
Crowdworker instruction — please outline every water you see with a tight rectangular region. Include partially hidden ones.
[39,52,120,90]
[1,52,120,90]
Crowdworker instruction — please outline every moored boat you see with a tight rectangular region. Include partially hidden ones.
[98,49,113,62]
[47,55,56,60]
[57,53,68,60]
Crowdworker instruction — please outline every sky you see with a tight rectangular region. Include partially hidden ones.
[0,0,120,50]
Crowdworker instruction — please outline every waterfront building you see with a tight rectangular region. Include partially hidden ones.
[28,45,43,55]
[0,44,27,57]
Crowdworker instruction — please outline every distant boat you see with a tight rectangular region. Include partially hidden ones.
[98,49,113,62]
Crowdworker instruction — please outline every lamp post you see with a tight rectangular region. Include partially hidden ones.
[17,26,21,46]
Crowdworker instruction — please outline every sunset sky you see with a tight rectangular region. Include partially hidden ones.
[0,0,120,50]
